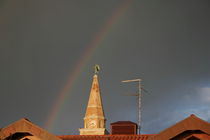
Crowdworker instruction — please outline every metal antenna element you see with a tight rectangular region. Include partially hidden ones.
[122,79,142,134]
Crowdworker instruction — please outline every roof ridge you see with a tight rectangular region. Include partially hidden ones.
[58,134,156,137]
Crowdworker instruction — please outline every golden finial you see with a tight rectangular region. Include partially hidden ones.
[94,64,100,74]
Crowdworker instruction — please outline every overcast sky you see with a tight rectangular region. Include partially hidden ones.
[0,0,210,135]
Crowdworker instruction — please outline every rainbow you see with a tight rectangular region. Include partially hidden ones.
[44,0,134,132]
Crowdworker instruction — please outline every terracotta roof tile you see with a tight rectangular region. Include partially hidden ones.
[149,114,210,140]
[184,133,210,140]
[58,134,155,140]
[0,118,62,140]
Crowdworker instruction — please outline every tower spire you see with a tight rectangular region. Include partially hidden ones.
[79,65,106,135]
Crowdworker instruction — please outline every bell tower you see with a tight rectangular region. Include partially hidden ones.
[79,65,106,135]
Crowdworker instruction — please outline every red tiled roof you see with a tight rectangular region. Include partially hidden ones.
[0,118,62,140]
[149,114,210,140]
[185,133,210,140]
[58,135,156,140]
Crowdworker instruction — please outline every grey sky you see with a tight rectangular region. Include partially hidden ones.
[0,0,210,135]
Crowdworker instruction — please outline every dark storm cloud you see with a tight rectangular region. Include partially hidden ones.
[0,0,210,135]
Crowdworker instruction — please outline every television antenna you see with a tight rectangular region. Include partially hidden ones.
[121,78,143,134]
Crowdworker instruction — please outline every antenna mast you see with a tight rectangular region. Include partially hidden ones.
[122,79,142,134]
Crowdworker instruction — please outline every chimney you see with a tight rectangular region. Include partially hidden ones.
[110,121,137,135]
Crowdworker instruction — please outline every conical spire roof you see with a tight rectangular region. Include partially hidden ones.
[85,74,105,119]
[79,67,106,135]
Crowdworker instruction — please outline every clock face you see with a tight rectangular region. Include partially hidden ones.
[88,120,96,128]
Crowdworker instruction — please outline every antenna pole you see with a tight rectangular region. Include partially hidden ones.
[138,79,141,134]
[122,79,142,134]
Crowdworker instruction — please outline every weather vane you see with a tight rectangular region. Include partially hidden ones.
[94,64,100,74]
